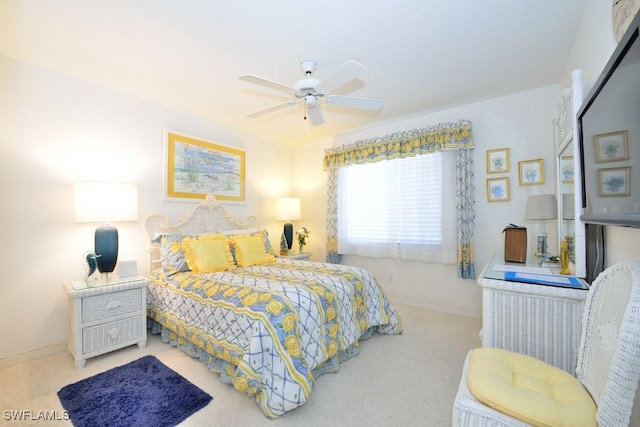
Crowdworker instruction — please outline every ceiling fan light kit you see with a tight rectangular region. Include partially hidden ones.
[239,59,383,125]
[304,95,317,109]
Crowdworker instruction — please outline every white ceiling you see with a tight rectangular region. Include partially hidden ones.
[0,1,587,146]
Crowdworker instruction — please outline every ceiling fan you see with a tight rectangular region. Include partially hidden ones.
[239,60,383,125]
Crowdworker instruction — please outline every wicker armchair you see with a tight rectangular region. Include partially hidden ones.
[453,261,640,426]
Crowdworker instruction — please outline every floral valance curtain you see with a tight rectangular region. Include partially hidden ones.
[323,119,476,279]
[323,120,474,170]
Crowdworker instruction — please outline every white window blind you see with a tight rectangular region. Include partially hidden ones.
[337,151,456,263]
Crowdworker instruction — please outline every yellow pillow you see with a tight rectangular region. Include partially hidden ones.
[467,348,596,427]
[181,234,235,273]
[229,233,275,267]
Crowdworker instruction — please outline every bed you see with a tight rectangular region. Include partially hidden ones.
[143,195,402,418]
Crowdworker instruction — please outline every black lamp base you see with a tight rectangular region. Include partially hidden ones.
[283,222,293,250]
[95,225,118,273]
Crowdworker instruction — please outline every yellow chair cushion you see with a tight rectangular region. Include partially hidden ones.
[467,348,596,427]
[182,234,236,273]
[229,233,275,267]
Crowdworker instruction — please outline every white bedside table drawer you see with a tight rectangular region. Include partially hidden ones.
[82,316,143,354]
[82,288,142,323]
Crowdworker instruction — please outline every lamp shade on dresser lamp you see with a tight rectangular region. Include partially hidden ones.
[74,182,138,274]
[562,193,575,256]
[562,193,575,234]
[524,194,557,255]
[275,197,301,250]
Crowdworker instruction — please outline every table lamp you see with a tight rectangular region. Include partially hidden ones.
[524,194,557,255]
[562,193,575,257]
[562,193,575,235]
[74,182,139,275]
[275,197,301,250]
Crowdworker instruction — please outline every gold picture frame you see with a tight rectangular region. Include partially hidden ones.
[518,158,544,186]
[598,167,631,197]
[487,177,510,202]
[486,148,510,173]
[594,130,629,163]
[560,155,574,183]
[164,131,245,202]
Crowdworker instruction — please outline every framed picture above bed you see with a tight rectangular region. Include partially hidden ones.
[164,131,245,202]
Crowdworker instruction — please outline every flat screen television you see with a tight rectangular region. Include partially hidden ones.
[578,12,640,228]
[576,11,640,283]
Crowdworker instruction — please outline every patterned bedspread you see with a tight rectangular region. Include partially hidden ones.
[146,258,402,418]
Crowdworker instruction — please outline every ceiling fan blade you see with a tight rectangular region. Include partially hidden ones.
[306,105,324,126]
[239,74,297,93]
[246,100,300,118]
[315,60,367,92]
[325,95,383,110]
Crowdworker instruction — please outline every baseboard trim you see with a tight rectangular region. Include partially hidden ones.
[389,296,481,319]
[0,343,67,369]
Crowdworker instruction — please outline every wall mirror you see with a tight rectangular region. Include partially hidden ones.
[555,70,586,278]
[557,139,576,261]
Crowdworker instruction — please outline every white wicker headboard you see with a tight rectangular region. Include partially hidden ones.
[144,194,258,272]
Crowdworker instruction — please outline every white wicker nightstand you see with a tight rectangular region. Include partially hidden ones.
[479,253,588,373]
[63,276,148,368]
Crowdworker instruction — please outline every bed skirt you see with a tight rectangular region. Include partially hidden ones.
[147,317,372,413]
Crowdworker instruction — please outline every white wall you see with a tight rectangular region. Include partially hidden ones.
[295,84,561,318]
[0,55,294,360]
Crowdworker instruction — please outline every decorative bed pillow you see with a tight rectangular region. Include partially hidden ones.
[182,234,236,273]
[222,228,272,253]
[229,233,275,267]
[158,233,190,275]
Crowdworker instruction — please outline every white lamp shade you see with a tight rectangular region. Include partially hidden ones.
[74,182,139,223]
[524,194,558,221]
[275,197,301,221]
[562,193,575,220]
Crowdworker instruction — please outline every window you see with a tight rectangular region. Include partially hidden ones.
[337,151,456,262]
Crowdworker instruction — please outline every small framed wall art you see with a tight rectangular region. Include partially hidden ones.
[487,177,510,202]
[560,155,574,183]
[598,167,631,197]
[594,130,629,163]
[486,148,510,173]
[518,158,544,186]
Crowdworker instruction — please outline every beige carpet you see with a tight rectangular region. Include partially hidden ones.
[0,304,481,426]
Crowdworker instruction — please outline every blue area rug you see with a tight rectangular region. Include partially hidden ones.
[58,355,212,427]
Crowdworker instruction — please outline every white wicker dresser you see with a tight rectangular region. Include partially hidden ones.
[63,276,148,368]
[479,253,589,373]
